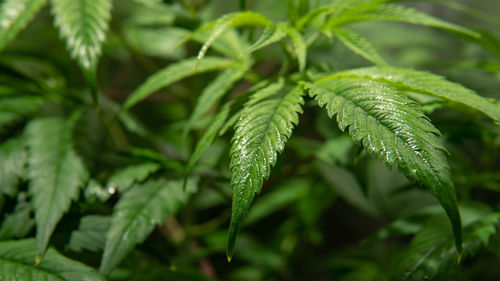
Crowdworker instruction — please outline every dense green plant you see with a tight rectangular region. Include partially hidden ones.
[0,0,500,280]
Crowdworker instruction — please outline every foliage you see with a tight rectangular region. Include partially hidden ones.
[0,0,500,280]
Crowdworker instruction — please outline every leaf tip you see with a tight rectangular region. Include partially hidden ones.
[35,255,41,266]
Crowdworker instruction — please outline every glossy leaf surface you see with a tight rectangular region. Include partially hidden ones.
[306,77,462,253]
[228,84,304,259]
[326,66,500,121]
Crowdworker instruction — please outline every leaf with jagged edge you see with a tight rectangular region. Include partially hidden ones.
[100,178,197,276]
[242,22,288,56]
[227,83,305,259]
[296,0,389,29]
[0,0,47,50]
[186,102,232,178]
[190,11,271,62]
[393,206,500,281]
[0,136,27,197]
[124,56,234,109]
[305,77,462,254]
[0,95,44,132]
[0,239,105,281]
[286,27,307,72]
[106,163,161,193]
[0,193,34,240]
[219,80,275,136]
[26,115,89,255]
[68,215,110,253]
[324,66,500,122]
[50,0,112,102]
[185,65,248,134]
[328,3,479,38]
[333,28,387,66]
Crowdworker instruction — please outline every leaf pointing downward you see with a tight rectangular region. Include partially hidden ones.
[306,77,462,254]
[26,116,89,256]
[51,0,112,100]
[228,84,304,259]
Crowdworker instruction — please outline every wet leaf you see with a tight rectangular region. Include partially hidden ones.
[306,77,462,253]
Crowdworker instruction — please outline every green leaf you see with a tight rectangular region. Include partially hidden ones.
[192,11,271,61]
[106,162,161,193]
[0,136,27,197]
[100,178,197,276]
[243,22,288,55]
[0,239,105,281]
[393,206,500,281]
[305,77,462,253]
[329,4,479,38]
[124,56,234,109]
[68,215,110,253]
[26,116,89,255]
[50,0,113,101]
[326,66,500,121]
[286,27,307,72]
[333,28,387,65]
[228,85,305,259]
[0,193,34,240]
[186,65,248,133]
[244,178,309,226]
[0,0,47,50]
[0,95,43,132]
[186,102,232,178]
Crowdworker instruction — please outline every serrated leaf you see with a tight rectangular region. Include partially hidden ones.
[394,207,500,281]
[0,136,27,197]
[305,77,462,253]
[124,56,234,109]
[228,85,305,259]
[106,162,161,193]
[0,95,43,132]
[50,0,112,101]
[185,66,247,133]
[296,0,388,29]
[243,22,288,55]
[333,28,387,65]
[0,0,47,50]
[0,194,34,240]
[0,239,105,281]
[192,11,271,61]
[326,66,500,121]
[286,27,307,72]
[186,102,232,177]
[26,116,89,255]
[68,215,110,253]
[100,178,197,276]
[329,4,479,38]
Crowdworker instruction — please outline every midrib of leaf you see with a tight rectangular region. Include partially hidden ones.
[0,258,65,281]
[228,86,304,259]
[323,69,500,121]
[333,88,441,178]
